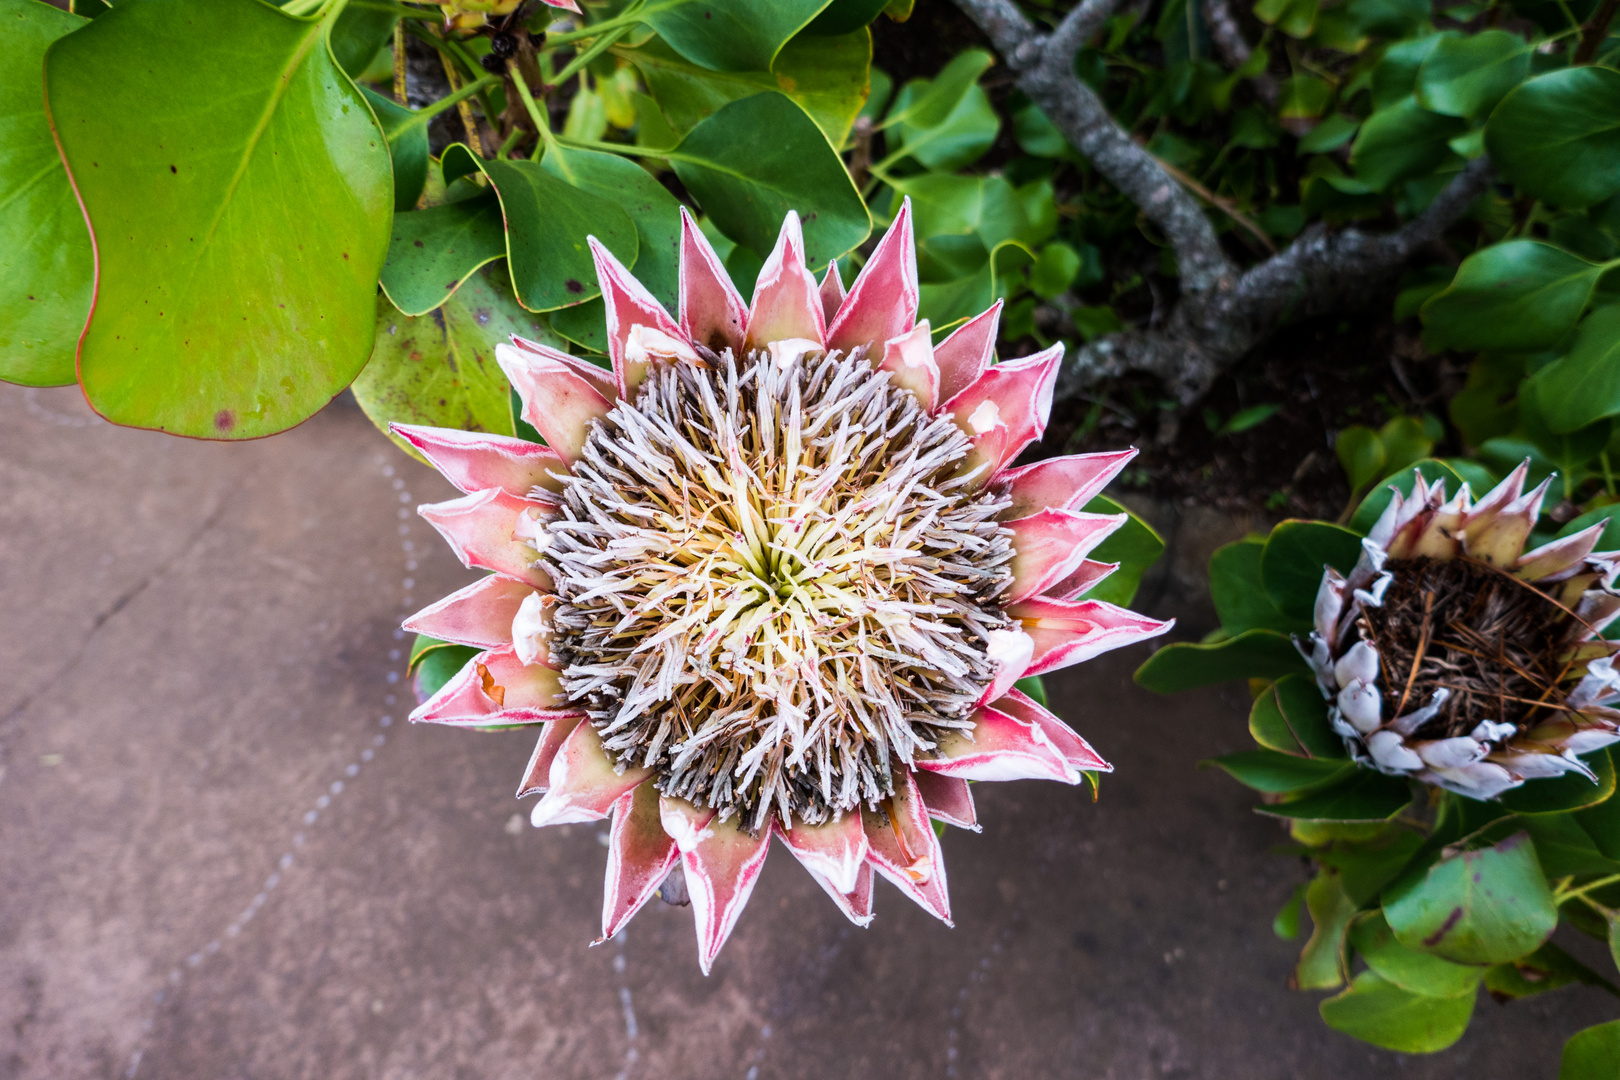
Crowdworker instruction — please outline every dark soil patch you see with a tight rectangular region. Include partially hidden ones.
[1042,309,1470,522]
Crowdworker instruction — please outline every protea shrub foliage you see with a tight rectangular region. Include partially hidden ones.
[400,206,1170,971]
[1138,460,1620,1055]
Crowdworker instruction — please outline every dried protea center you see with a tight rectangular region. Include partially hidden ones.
[543,344,1015,832]
[1358,556,1580,742]
[1309,465,1620,799]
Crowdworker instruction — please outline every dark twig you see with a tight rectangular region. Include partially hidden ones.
[1201,0,1277,104]
[1577,0,1620,63]
[949,0,1496,406]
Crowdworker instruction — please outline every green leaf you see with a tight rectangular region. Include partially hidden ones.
[412,640,479,702]
[1260,768,1413,821]
[1255,0,1319,38]
[1486,941,1620,1000]
[354,266,560,459]
[886,48,993,129]
[668,92,870,264]
[1079,495,1163,607]
[379,194,506,317]
[1029,241,1081,300]
[441,145,638,313]
[805,0,888,35]
[1260,519,1364,619]
[1276,74,1335,119]
[1219,403,1281,435]
[1383,832,1558,965]
[1204,749,1352,793]
[1249,673,1345,758]
[891,81,1000,171]
[1323,828,1427,904]
[1274,883,1306,939]
[1298,113,1360,154]
[1348,458,1467,535]
[1561,1019,1620,1079]
[891,173,1029,280]
[0,0,92,388]
[1371,34,1443,110]
[625,30,872,147]
[1134,630,1310,692]
[1013,674,1047,707]
[1378,416,1434,476]
[1488,67,1620,209]
[328,0,398,78]
[1350,96,1465,191]
[1337,425,1386,493]
[44,0,393,438]
[1349,911,1486,997]
[1421,240,1607,354]
[1526,306,1620,435]
[1414,29,1530,120]
[641,0,828,74]
[541,141,683,309]
[360,87,434,213]
[1319,970,1476,1053]
[1518,377,1612,476]
[1295,868,1355,988]
[1497,748,1617,815]
[1210,538,1311,636]
[1522,813,1620,879]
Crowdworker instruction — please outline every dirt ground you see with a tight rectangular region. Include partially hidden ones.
[2,383,1612,1079]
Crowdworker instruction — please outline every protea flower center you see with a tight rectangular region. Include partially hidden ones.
[1309,466,1620,798]
[545,344,1014,832]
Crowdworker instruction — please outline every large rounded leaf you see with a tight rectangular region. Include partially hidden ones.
[44,0,393,438]
[540,142,682,309]
[1415,29,1530,120]
[442,145,638,313]
[0,0,92,388]
[1133,629,1310,693]
[1525,306,1620,435]
[624,31,872,147]
[1487,67,1620,209]
[1250,673,1344,759]
[1260,519,1363,619]
[353,266,561,459]
[1349,96,1465,192]
[1561,1019,1620,1080]
[360,87,431,213]
[379,193,506,317]
[668,92,870,264]
[1420,240,1607,354]
[1383,832,1558,965]
[642,0,829,73]
[1319,970,1476,1053]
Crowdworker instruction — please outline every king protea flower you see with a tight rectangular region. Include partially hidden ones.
[392,204,1171,971]
[1306,465,1620,799]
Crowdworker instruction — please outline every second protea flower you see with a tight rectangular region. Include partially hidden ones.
[1306,466,1620,799]
[394,203,1170,970]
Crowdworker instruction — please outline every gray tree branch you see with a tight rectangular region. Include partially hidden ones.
[949,0,1493,406]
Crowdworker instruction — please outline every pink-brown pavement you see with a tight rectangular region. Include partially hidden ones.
[1,383,1611,1079]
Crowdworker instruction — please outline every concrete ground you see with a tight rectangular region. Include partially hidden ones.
[2,382,1614,1080]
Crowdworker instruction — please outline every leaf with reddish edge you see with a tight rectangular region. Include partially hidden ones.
[805,859,875,927]
[932,300,1000,405]
[1009,596,1173,676]
[531,721,654,827]
[779,811,868,894]
[1040,559,1120,601]
[826,197,918,357]
[818,261,847,324]
[942,345,1062,480]
[588,236,690,395]
[495,343,613,462]
[913,771,978,831]
[600,782,681,941]
[878,321,940,411]
[417,488,551,589]
[1006,509,1128,602]
[404,575,533,650]
[516,715,585,797]
[745,211,826,350]
[994,688,1111,773]
[391,423,568,498]
[678,207,748,356]
[1001,449,1139,519]
[410,646,574,727]
[920,701,1078,783]
[674,811,772,974]
[862,769,952,924]
[507,334,618,401]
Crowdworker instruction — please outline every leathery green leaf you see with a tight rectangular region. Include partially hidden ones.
[1259,769,1412,822]
[1526,306,1620,436]
[1349,911,1485,997]
[642,0,829,74]
[1209,538,1310,636]
[0,0,92,388]
[1561,1020,1620,1080]
[1295,868,1355,989]
[1249,674,1344,759]
[1383,831,1557,965]
[1134,630,1309,692]
[1260,520,1364,619]
[540,141,682,309]
[380,194,506,317]
[1319,970,1476,1053]
[1203,749,1351,793]
[354,266,563,461]
[1487,67,1620,209]
[44,0,393,438]
[1421,240,1608,354]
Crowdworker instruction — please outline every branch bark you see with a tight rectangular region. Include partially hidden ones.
[950,0,1493,405]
